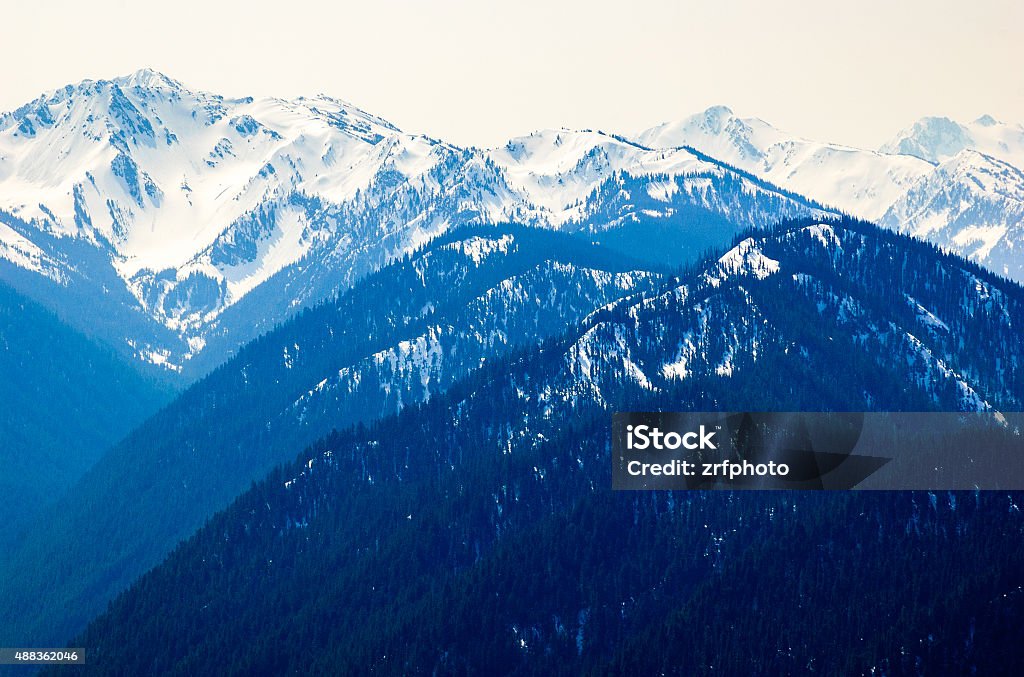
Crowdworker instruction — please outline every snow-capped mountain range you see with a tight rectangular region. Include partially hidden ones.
[636,104,931,221]
[636,106,1024,283]
[0,69,1021,374]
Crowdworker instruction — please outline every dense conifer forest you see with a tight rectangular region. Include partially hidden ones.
[0,281,169,547]
[41,218,1024,675]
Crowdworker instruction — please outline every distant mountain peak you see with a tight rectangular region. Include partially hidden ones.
[880,116,971,163]
[115,67,185,91]
[881,114,1024,169]
[636,107,932,221]
[698,104,736,131]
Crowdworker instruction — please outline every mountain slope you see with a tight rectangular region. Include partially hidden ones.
[0,226,660,648]
[880,150,1024,280]
[57,218,1024,675]
[0,280,169,547]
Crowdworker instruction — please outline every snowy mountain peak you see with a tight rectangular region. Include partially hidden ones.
[880,116,972,163]
[696,105,736,133]
[116,67,186,92]
[487,127,719,223]
[0,72,470,371]
[881,115,1024,168]
[636,108,933,221]
[637,105,768,159]
[290,93,402,136]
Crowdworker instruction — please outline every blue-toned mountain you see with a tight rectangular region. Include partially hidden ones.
[4,217,1023,657]
[0,281,168,548]
[0,226,660,647]
[52,217,1024,675]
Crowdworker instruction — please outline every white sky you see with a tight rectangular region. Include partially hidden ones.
[3,0,1022,149]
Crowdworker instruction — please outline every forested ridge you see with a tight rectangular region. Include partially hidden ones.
[57,348,1024,675]
[0,280,169,548]
[0,226,660,648]
[48,218,1024,675]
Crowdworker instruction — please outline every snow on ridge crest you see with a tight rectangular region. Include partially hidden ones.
[784,222,844,251]
[703,237,780,288]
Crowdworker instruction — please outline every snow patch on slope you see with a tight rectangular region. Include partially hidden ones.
[703,237,780,288]
[443,234,515,264]
[0,221,67,283]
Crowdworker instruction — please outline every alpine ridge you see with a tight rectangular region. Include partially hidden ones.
[3,70,1022,379]
[636,107,1024,283]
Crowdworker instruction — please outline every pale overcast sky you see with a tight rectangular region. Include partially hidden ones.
[3,0,1022,148]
